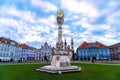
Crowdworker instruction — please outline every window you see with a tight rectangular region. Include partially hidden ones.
[10,42,15,45]
[90,43,95,47]
[84,50,86,53]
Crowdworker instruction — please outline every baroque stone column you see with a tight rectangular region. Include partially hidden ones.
[56,10,64,50]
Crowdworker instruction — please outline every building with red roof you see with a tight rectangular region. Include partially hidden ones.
[0,37,22,62]
[77,42,111,61]
[109,42,120,60]
[20,44,36,61]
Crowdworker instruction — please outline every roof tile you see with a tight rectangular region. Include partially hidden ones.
[78,42,108,48]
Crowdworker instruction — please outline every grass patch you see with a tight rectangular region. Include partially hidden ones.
[0,62,120,80]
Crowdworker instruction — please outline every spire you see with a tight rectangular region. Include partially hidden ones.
[64,38,67,49]
[71,38,74,50]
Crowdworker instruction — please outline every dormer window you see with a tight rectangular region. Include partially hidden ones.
[5,40,7,43]
[10,42,15,45]
[90,43,95,47]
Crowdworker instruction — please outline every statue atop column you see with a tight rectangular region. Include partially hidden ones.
[56,10,64,50]
[57,10,64,25]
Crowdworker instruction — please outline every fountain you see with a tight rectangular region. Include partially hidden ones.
[36,10,81,74]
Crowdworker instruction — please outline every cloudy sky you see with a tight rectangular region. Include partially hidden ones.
[0,0,120,50]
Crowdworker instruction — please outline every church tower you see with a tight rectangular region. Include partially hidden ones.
[64,38,67,49]
[71,38,74,60]
[71,38,74,50]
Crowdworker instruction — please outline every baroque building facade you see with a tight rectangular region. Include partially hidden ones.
[35,39,74,62]
[109,43,120,60]
[35,42,52,61]
[77,42,111,61]
[0,37,22,62]
[20,44,36,61]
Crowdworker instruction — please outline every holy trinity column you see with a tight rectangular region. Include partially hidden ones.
[56,10,64,50]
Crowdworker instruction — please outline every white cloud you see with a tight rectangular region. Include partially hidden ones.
[61,0,99,18]
[0,17,19,27]
[106,10,120,24]
[0,6,36,23]
[0,18,40,42]
[31,0,57,12]
[107,0,120,8]
[62,25,71,35]
[38,15,56,26]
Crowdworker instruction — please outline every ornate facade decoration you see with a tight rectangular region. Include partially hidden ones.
[35,42,52,61]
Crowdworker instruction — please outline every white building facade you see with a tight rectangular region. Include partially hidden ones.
[0,37,22,62]
[20,44,36,61]
[35,42,52,61]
